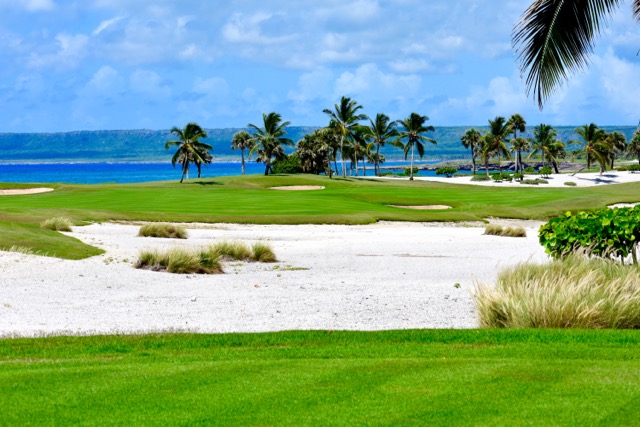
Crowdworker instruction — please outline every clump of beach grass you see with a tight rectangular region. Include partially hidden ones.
[484,224,526,238]
[209,240,253,260]
[252,242,277,262]
[40,217,73,232]
[135,247,222,274]
[138,223,188,239]
[474,256,640,329]
[6,245,35,255]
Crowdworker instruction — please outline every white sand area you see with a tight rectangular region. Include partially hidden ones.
[0,220,548,337]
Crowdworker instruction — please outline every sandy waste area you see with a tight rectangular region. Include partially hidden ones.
[0,220,548,337]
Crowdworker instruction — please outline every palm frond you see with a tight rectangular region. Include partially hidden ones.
[513,0,623,109]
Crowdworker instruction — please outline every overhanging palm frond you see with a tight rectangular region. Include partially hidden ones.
[635,0,640,18]
[513,0,623,109]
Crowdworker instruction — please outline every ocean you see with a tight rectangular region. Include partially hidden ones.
[0,161,447,184]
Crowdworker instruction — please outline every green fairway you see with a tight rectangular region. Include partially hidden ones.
[1,329,639,425]
[2,174,640,259]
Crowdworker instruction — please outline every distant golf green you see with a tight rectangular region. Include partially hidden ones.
[2,174,639,258]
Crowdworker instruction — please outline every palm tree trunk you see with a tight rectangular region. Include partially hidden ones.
[264,161,269,176]
[375,143,381,176]
[362,156,366,176]
[471,150,476,175]
[339,136,346,177]
[485,155,490,177]
[241,149,246,175]
[410,143,415,181]
[514,150,519,175]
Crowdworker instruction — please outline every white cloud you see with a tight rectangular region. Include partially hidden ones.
[129,70,171,99]
[335,64,421,100]
[93,16,125,36]
[222,12,293,45]
[192,77,230,97]
[28,33,88,69]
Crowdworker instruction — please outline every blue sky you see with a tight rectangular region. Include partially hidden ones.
[1,0,639,132]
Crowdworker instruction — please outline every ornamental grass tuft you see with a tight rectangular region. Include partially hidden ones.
[138,223,188,239]
[475,256,640,328]
[135,247,222,274]
[40,217,73,232]
[484,224,526,238]
[209,240,253,260]
[252,242,277,262]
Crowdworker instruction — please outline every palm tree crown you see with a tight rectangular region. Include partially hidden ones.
[165,122,212,183]
[394,113,436,180]
[514,0,640,108]
[231,130,254,175]
[248,112,293,176]
[363,113,397,176]
[482,116,511,176]
[461,128,482,175]
[575,123,610,174]
[322,96,368,176]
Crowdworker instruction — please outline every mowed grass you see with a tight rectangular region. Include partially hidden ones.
[1,330,640,425]
[2,174,640,258]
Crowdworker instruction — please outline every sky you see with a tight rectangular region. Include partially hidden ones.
[1,0,640,132]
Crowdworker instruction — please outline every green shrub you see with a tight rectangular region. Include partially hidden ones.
[616,165,629,172]
[491,173,502,182]
[475,256,640,328]
[135,247,223,274]
[484,224,526,238]
[252,242,277,262]
[470,174,490,181]
[271,154,303,174]
[210,240,252,260]
[435,166,458,178]
[539,166,552,177]
[520,178,548,185]
[539,207,640,264]
[41,217,73,232]
[564,181,577,187]
[403,167,419,176]
[138,223,188,239]
[513,172,523,181]
[628,164,640,173]
[523,166,535,173]
[500,172,513,182]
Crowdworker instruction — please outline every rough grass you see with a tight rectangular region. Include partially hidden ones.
[138,223,187,239]
[252,242,277,262]
[483,224,526,238]
[475,256,640,328]
[135,247,223,274]
[40,216,73,231]
[210,240,252,260]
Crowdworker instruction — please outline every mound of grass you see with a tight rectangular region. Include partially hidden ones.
[210,240,252,260]
[470,174,490,181]
[252,242,277,262]
[40,217,73,231]
[564,181,577,186]
[138,223,188,239]
[475,256,640,328]
[520,178,549,185]
[135,247,222,274]
[483,224,526,238]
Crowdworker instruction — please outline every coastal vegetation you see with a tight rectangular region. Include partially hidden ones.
[40,216,73,232]
[475,256,640,328]
[230,130,254,176]
[483,224,526,238]
[248,112,294,176]
[164,123,212,183]
[138,223,188,239]
[393,113,437,181]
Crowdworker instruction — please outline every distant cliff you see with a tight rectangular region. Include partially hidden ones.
[0,125,636,163]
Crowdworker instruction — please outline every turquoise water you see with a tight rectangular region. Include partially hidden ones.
[0,161,453,184]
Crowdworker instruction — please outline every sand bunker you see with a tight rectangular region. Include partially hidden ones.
[0,188,53,196]
[388,204,452,210]
[609,202,640,208]
[270,185,325,191]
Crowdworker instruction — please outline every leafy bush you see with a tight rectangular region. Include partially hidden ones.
[435,166,458,178]
[539,166,552,177]
[271,154,303,174]
[475,256,640,328]
[404,167,419,176]
[564,181,577,187]
[252,242,277,262]
[41,217,73,232]
[523,166,535,173]
[500,172,513,182]
[513,172,523,181]
[539,207,640,264]
[470,175,490,181]
[491,173,502,182]
[138,223,188,239]
[135,247,223,274]
[628,164,640,173]
[484,224,526,238]
[616,165,629,172]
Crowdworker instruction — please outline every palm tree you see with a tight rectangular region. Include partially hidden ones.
[164,122,212,183]
[296,130,330,175]
[510,137,530,177]
[460,128,482,175]
[363,113,397,176]
[627,129,640,165]
[546,139,567,174]
[529,123,557,167]
[575,123,610,174]
[513,0,640,108]
[483,116,511,176]
[606,131,627,169]
[231,130,254,175]
[322,96,368,177]
[248,112,294,176]
[394,113,437,181]
[507,114,526,173]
